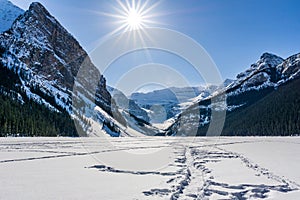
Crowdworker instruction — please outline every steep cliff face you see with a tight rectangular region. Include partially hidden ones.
[0,2,129,136]
[2,3,81,85]
[0,2,110,110]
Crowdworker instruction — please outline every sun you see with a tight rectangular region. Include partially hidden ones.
[126,8,143,30]
[102,0,161,33]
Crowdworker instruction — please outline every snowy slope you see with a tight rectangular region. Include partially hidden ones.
[0,0,24,32]
[131,86,206,106]
[130,86,210,123]
[0,1,162,137]
[167,52,300,136]
[107,86,150,123]
[0,2,133,137]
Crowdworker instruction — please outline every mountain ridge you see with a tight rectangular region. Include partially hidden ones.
[0,1,299,137]
[166,52,300,136]
[0,1,131,137]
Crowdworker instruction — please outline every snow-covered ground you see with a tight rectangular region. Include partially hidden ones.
[0,137,299,199]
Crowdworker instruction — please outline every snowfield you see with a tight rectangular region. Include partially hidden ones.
[0,137,299,200]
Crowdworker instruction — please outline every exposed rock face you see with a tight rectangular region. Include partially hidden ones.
[0,2,128,136]
[166,52,300,136]
[0,2,114,109]
[277,53,300,80]
[107,86,150,123]
[2,2,93,89]
[236,53,284,80]
[130,87,209,123]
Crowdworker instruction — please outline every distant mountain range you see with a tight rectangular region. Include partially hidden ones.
[0,1,299,137]
[130,85,225,123]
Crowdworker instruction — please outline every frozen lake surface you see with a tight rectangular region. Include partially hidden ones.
[0,137,299,199]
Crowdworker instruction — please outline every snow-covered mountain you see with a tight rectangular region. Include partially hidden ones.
[0,2,151,137]
[166,52,300,136]
[130,86,210,123]
[130,83,233,124]
[131,86,205,106]
[0,0,24,33]
[0,2,298,137]
[108,86,150,123]
[107,86,160,135]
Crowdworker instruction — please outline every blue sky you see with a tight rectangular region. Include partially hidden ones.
[10,0,300,92]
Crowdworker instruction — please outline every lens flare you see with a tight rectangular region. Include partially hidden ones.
[100,0,161,33]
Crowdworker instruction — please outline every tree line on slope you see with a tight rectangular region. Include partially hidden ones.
[196,78,300,136]
[0,62,79,137]
[0,95,78,137]
[221,78,300,136]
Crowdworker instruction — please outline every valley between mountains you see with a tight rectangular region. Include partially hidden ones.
[0,1,300,200]
[0,1,299,138]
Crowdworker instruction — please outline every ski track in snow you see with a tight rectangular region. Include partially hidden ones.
[0,137,299,200]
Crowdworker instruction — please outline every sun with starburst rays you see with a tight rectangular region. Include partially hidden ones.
[103,0,161,34]
[126,7,143,30]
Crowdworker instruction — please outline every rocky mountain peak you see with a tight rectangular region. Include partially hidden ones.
[3,1,90,90]
[259,52,284,67]
[167,52,300,137]
[260,52,281,60]
[0,1,114,114]
[0,1,134,136]
[29,2,48,14]
[236,52,284,80]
